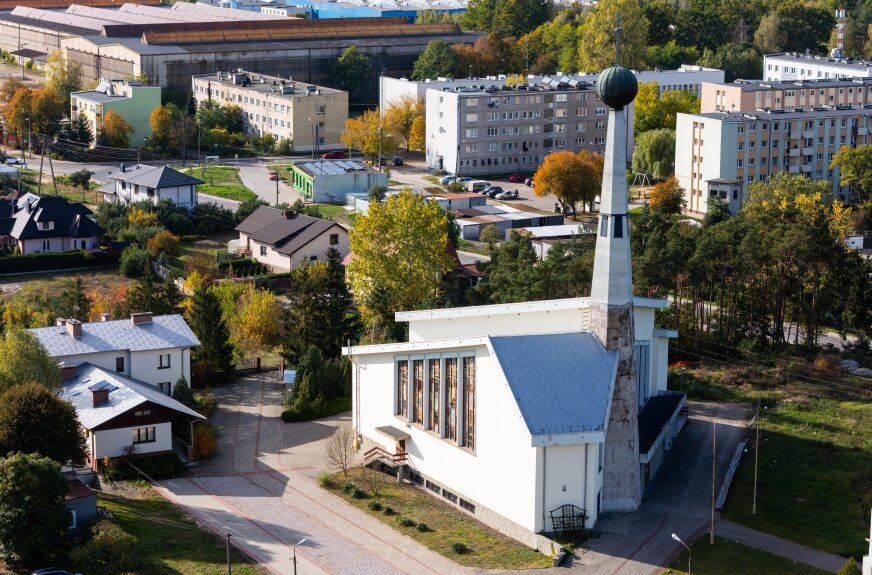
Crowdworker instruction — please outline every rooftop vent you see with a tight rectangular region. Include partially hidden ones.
[131,312,153,325]
[101,313,111,322]
[56,317,67,327]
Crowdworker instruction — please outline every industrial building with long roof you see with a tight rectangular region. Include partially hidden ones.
[0,2,479,100]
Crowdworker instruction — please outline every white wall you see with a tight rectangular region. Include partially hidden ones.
[355,346,542,533]
[131,347,190,392]
[93,421,172,458]
[250,238,293,271]
[537,442,601,531]
[250,227,350,272]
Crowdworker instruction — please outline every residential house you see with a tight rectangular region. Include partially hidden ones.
[0,193,103,254]
[30,312,200,396]
[236,205,350,271]
[103,164,203,208]
[700,78,872,114]
[59,362,205,470]
[70,79,162,148]
[65,479,97,538]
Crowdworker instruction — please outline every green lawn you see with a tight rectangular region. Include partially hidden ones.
[325,468,552,569]
[722,398,872,557]
[310,203,348,219]
[94,489,267,575]
[663,536,828,575]
[187,166,256,202]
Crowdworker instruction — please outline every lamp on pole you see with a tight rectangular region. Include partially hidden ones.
[292,537,307,575]
[225,533,232,575]
[25,117,31,159]
[671,533,692,575]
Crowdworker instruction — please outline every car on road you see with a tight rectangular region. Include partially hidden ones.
[524,177,535,187]
[508,173,526,183]
[267,170,279,181]
[5,157,25,165]
[458,177,472,184]
[484,186,504,197]
[321,151,346,160]
[32,569,81,575]
[496,189,519,200]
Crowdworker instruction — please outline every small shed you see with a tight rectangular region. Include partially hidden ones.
[65,479,97,538]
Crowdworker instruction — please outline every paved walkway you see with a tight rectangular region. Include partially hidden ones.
[238,163,301,206]
[717,519,845,573]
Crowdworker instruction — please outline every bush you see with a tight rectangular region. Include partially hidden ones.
[450,542,468,554]
[318,471,334,488]
[281,396,352,423]
[814,354,842,376]
[342,482,356,495]
[193,422,218,459]
[397,517,416,527]
[382,506,396,516]
[194,391,218,417]
[416,523,430,532]
[837,557,861,575]
[119,246,150,278]
[0,250,115,274]
[367,500,382,511]
[70,519,142,572]
[351,487,367,499]
[103,452,187,481]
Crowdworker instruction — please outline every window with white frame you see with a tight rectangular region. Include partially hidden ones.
[132,427,155,444]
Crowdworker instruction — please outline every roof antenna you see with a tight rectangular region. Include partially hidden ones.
[615,14,622,67]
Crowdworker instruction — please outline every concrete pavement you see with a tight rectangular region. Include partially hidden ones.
[717,519,845,573]
[238,163,302,206]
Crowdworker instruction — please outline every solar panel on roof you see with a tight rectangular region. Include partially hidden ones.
[88,381,118,392]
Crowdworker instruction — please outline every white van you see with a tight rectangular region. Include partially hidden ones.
[467,180,491,193]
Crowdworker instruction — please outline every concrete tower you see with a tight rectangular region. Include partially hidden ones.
[589,18,642,513]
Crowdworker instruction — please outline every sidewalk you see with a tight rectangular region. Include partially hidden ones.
[717,519,845,573]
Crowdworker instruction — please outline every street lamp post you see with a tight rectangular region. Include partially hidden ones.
[25,117,31,160]
[292,538,307,575]
[671,533,692,575]
[226,533,232,575]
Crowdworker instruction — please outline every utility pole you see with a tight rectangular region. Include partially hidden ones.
[275,175,279,206]
[753,399,760,515]
[47,144,58,196]
[26,117,31,159]
[711,420,716,544]
[377,125,383,172]
[37,135,45,195]
[226,533,232,575]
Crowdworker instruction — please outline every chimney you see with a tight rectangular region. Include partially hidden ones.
[283,210,296,219]
[91,388,109,407]
[65,319,82,338]
[59,363,77,382]
[100,313,111,322]
[120,163,126,173]
[56,317,67,326]
[131,312,153,325]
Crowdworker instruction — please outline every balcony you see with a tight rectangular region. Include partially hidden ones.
[788,164,800,173]
[802,147,815,156]
[802,130,815,139]
[788,131,801,139]
[857,127,868,136]
[789,148,800,156]
[801,164,813,172]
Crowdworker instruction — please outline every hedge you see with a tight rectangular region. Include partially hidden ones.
[0,250,117,274]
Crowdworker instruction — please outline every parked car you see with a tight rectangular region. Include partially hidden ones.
[268,170,279,181]
[5,157,24,165]
[496,189,519,200]
[321,151,346,159]
[440,175,457,185]
[458,177,472,184]
[524,177,534,187]
[32,569,82,575]
[508,173,526,183]
[485,186,505,197]
[392,156,404,166]
[468,180,491,193]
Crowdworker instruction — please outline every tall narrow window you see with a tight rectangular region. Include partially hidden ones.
[445,358,458,442]
[462,356,475,450]
[412,359,424,425]
[396,360,408,419]
[428,358,440,433]
[600,215,609,237]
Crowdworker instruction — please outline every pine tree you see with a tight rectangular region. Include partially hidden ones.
[58,277,91,321]
[73,111,93,146]
[125,271,181,316]
[187,285,235,381]
[171,376,195,408]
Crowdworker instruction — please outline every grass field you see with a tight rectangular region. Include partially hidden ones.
[662,536,828,575]
[187,166,256,202]
[95,488,267,575]
[325,468,552,569]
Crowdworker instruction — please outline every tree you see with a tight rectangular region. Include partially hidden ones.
[634,82,699,134]
[837,557,861,575]
[463,0,551,36]
[187,285,236,381]
[146,229,182,258]
[408,114,425,152]
[119,246,150,278]
[754,12,788,54]
[0,383,84,464]
[632,128,675,180]
[58,277,91,321]
[101,109,133,148]
[332,46,371,103]
[698,43,762,83]
[30,89,65,137]
[234,286,283,356]
[0,79,24,114]
[648,176,686,216]
[775,1,834,54]
[454,33,522,78]
[0,453,69,563]
[171,376,195,408]
[532,150,602,216]
[2,87,32,138]
[831,144,872,203]
[149,105,173,149]
[674,0,728,51]
[411,40,459,80]
[646,41,699,71]
[479,223,503,247]
[44,50,82,107]
[703,197,731,227]
[67,168,93,202]
[125,271,181,316]
[340,108,399,159]
[323,424,356,476]
[368,185,387,203]
[0,329,59,392]
[71,111,94,146]
[577,0,648,72]
[347,189,454,334]
[382,95,424,151]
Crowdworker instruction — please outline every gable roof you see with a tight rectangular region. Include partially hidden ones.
[489,332,618,445]
[6,195,103,241]
[240,206,342,255]
[111,165,203,189]
[30,314,200,358]
[59,363,204,430]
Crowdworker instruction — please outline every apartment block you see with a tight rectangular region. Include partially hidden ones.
[675,107,870,214]
[70,79,161,149]
[383,65,724,109]
[425,81,634,177]
[191,70,348,151]
[701,78,872,113]
[764,53,872,82]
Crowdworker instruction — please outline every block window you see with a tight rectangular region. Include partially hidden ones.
[329,233,339,245]
[428,358,440,433]
[260,246,267,256]
[396,360,408,419]
[600,215,609,237]
[159,381,171,395]
[115,357,124,372]
[412,359,424,425]
[462,356,475,450]
[614,214,623,238]
[445,358,458,442]
[158,354,171,369]
[132,426,155,444]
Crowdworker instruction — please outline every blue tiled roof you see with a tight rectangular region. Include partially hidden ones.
[489,332,618,437]
[30,314,200,358]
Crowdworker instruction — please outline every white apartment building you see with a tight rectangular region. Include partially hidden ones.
[381,65,724,109]
[764,53,872,82]
[425,81,635,176]
[701,78,872,113]
[192,70,348,151]
[675,107,870,214]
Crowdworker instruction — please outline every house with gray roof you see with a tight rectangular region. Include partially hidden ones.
[0,193,103,255]
[104,163,203,208]
[59,362,205,470]
[31,312,200,396]
[236,205,350,272]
